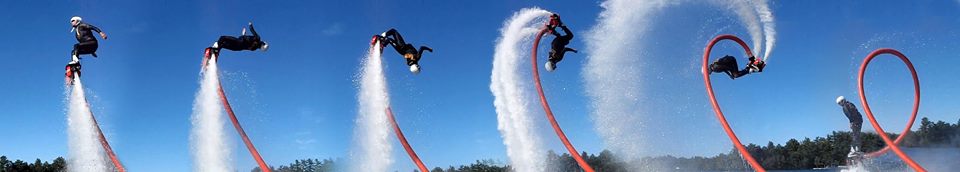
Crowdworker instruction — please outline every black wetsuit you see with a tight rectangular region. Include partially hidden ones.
[216,24,265,51]
[72,22,103,57]
[548,25,577,64]
[839,100,864,150]
[709,55,754,79]
[382,28,432,66]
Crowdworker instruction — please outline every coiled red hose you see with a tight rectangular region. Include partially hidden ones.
[857,48,925,172]
[701,34,765,172]
[531,27,595,172]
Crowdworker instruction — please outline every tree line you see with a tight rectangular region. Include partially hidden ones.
[0,156,65,172]
[4,118,954,172]
[253,117,958,172]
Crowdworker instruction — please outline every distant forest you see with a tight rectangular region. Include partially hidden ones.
[2,117,955,172]
[251,117,959,172]
[0,156,65,172]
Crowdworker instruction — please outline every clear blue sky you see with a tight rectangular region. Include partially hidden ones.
[0,0,958,171]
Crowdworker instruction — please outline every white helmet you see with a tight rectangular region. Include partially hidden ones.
[260,42,269,52]
[409,64,421,74]
[836,96,846,104]
[545,62,556,72]
[70,16,82,22]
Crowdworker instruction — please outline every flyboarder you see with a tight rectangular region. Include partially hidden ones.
[544,14,578,72]
[209,22,269,54]
[66,16,108,83]
[836,96,864,159]
[372,28,433,74]
[707,54,765,79]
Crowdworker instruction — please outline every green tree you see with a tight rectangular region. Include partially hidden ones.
[0,156,9,171]
[10,160,28,172]
[31,159,43,172]
[51,157,66,172]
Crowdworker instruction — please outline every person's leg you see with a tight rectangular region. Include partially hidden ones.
[215,36,230,48]
[73,63,81,77]
[71,41,99,62]
[384,29,406,47]
[733,68,751,78]
[385,39,405,54]
[723,57,744,79]
[70,44,81,63]
[75,41,98,55]
[564,47,578,53]
[248,23,258,38]
[217,36,245,51]
[378,32,400,53]
[851,122,862,151]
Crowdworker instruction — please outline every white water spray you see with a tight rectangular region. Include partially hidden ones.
[726,0,776,61]
[191,57,233,172]
[584,0,672,168]
[585,0,775,169]
[349,42,394,172]
[490,7,552,172]
[727,0,763,58]
[66,78,110,172]
[753,0,776,61]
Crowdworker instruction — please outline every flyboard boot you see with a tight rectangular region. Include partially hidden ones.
[371,32,389,52]
[747,55,766,73]
[202,43,221,69]
[65,54,82,85]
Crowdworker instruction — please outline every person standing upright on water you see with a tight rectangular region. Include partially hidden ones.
[68,16,108,65]
[836,96,864,158]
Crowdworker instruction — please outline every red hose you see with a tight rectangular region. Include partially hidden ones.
[203,50,272,172]
[701,34,765,172]
[531,27,596,172]
[385,107,429,172]
[84,92,126,172]
[68,69,126,172]
[856,48,925,171]
[218,83,272,172]
[88,110,125,172]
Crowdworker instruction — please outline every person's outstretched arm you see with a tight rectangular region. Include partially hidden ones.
[418,46,433,55]
[87,24,107,39]
[248,22,258,37]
